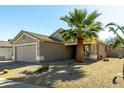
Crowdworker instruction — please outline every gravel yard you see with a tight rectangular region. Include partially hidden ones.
[0,58,124,88]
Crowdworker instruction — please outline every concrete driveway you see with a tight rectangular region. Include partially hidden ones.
[0,78,40,88]
[0,60,41,88]
[0,60,39,70]
[0,60,13,64]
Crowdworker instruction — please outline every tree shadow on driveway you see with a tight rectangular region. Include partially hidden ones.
[9,64,86,88]
[76,59,100,65]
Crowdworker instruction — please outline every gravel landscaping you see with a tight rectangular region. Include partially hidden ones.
[0,58,124,88]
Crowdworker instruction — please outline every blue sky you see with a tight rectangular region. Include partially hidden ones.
[0,5,124,41]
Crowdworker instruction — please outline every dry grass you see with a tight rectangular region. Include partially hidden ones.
[0,58,124,88]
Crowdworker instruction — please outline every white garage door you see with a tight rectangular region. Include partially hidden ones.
[16,44,36,62]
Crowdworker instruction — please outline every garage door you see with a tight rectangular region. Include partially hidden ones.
[16,44,36,62]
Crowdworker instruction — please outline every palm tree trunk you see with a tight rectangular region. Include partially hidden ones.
[76,37,84,62]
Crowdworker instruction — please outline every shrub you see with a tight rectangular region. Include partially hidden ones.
[118,55,122,59]
[68,61,72,65]
[2,69,9,74]
[36,64,49,73]
[103,58,109,61]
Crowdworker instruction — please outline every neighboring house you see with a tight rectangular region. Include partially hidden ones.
[10,31,75,62]
[0,41,13,60]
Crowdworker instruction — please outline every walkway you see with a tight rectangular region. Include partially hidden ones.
[0,78,40,88]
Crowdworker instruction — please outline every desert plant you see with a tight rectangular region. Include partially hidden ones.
[103,58,109,61]
[36,64,49,73]
[68,61,72,65]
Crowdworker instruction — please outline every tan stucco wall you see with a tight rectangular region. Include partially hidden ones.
[40,42,75,61]
[86,43,107,59]
[0,47,12,60]
[97,43,107,58]
[91,44,97,55]
[14,34,37,45]
[91,42,124,58]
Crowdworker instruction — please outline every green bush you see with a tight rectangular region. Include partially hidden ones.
[2,69,9,74]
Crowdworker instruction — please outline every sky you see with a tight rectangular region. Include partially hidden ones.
[0,5,124,41]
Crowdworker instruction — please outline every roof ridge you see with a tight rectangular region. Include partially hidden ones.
[22,30,49,37]
[49,28,64,37]
[11,30,64,44]
[22,30,63,43]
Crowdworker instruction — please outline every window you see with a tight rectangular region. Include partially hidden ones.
[22,35,26,42]
[23,35,25,39]
[83,44,92,55]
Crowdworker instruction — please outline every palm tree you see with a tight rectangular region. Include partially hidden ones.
[106,23,124,57]
[106,22,124,79]
[60,8,103,62]
[105,22,124,44]
[105,36,122,49]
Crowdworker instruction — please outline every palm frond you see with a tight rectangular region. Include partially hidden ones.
[60,8,102,42]
[106,22,124,35]
[87,10,101,21]
[84,11,101,26]
[112,38,122,49]
[82,30,98,39]
[59,29,77,42]
[106,24,124,41]
[89,21,103,32]
[105,36,123,49]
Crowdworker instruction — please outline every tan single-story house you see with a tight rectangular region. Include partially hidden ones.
[0,41,13,60]
[10,30,75,62]
[10,29,113,63]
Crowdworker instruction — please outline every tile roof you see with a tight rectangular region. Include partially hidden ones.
[10,29,111,47]
[49,28,64,42]
[23,31,63,43]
